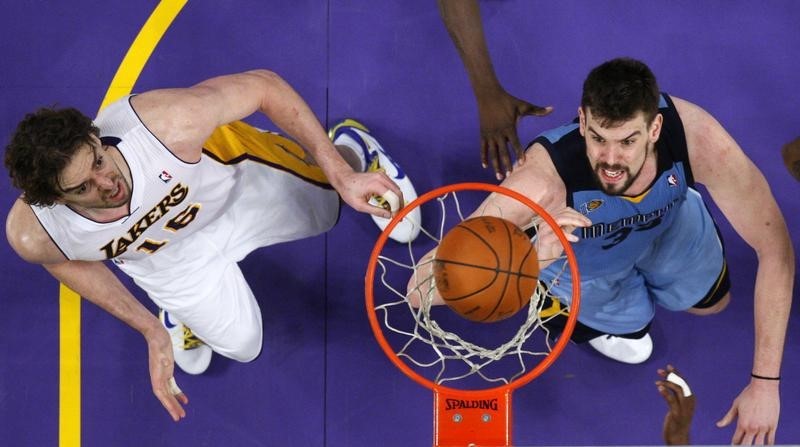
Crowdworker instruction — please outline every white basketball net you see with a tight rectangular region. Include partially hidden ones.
[370,190,574,388]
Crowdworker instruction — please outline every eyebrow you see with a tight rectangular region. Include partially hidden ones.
[60,145,99,193]
[587,126,641,141]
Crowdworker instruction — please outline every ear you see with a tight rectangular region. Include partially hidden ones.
[649,113,664,143]
[578,107,586,136]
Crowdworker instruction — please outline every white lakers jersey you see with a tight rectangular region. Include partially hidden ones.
[31,96,337,264]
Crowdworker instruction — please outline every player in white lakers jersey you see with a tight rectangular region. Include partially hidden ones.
[4,70,420,422]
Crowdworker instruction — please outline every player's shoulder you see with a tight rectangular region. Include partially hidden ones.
[128,89,210,163]
[533,121,581,149]
[130,77,222,116]
[6,199,66,264]
[668,95,730,156]
[668,95,718,136]
[670,95,755,189]
[669,95,699,116]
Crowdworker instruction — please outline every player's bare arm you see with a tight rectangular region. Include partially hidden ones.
[675,96,792,445]
[131,70,401,217]
[6,199,68,264]
[5,201,189,422]
[481,143,569,221]
[130,70,340,163]
[437,0,552,178]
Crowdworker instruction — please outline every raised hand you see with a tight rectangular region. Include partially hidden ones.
[477,89,552,179]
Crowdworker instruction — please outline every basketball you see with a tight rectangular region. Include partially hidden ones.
[433,216,539,322]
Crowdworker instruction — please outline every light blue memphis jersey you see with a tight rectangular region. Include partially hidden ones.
[534,93,694,287]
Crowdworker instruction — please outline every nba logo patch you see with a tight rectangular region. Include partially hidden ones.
[667,173,679,187]
[159,170,173,183]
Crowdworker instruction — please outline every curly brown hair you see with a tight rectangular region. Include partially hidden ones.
[4,107,99,206]
[581,58,660,128]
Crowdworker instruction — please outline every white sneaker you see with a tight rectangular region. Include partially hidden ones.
[159,309,213,375]
[588,332,653,364]
[329,119,421,243]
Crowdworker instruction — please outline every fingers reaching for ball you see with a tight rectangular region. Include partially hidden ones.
[532,207,591,269]
[550,207,592,242]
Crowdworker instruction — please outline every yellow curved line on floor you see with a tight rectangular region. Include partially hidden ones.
[59,2,187,446]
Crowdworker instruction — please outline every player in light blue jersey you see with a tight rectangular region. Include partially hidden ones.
[413,58,792,445]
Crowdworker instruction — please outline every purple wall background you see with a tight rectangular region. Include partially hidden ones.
[1,1,798,445]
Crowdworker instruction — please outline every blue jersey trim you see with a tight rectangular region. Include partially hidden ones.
[537,122,579,145]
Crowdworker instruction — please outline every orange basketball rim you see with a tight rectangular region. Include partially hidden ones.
[365,182,581,447]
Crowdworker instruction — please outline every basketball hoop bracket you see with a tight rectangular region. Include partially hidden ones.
[434,387,512,447]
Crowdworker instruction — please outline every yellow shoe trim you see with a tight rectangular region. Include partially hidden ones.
[539,297,569,319]
[182,326,204,350]
[366,154,383,173]
[328,118,370,140]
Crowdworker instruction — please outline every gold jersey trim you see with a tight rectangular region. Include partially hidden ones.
[203,122,333,189]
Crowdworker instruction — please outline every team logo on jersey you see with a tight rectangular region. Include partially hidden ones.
[667,173,679,187]
[159,170,173,183]
[579,199,604,214]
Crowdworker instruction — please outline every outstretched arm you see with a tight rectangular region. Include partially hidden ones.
[437,0,552,179]
[6,201,187,421]
[131,70,401,218]
[677,97,793,445]
[44,260,188,421]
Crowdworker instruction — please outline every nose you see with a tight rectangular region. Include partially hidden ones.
[599,145,622,167]
[93,173,116,191]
